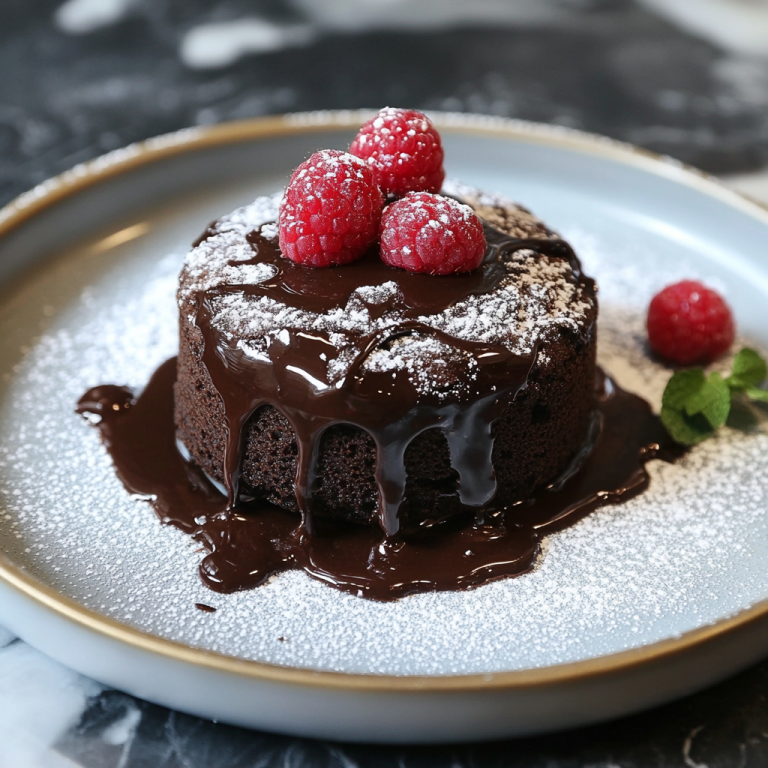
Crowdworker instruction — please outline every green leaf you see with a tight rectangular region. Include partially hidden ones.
[726,348,768,391]
[745,387,768,402]
[661,368,705,409]
[683,372,730,429]
[661,405,716,445]
[661,369,731,445]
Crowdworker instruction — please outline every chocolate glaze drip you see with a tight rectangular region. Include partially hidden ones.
[77,358,681,601]
[198,222,593,536]
[198,292,537,535]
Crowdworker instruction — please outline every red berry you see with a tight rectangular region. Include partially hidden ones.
[349,108,445,198]
[380,192,486,275]
[279,149,384,268]
[647,280,735,365]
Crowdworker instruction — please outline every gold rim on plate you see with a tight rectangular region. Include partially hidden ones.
[1,111,767,693]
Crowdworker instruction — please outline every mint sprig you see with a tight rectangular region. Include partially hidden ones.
[725,347,768,391]
[661,348,768,445]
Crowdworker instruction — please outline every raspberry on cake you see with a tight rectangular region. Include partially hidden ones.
[380,192,486,274]
[349,108,445,198]
[278,149,384,267]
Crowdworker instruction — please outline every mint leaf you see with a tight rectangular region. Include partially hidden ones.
[726,348,768,391]
[662,368,705,409]
[661,406,715,445]
[661,348,768,445]
[746,387,768,402]
[661,369,731,445]
[683,372,730,428]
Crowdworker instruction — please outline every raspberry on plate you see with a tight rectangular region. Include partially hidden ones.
[279,149,384,268]
[349,108,445,198]
[379,192,486,275]
[647,279,735,365]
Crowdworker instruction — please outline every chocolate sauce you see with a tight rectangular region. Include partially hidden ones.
[77,358,679,601]
[200,223,593,536]
[224,225,593,319]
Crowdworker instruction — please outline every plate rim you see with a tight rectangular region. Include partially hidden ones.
[1,110,768,693]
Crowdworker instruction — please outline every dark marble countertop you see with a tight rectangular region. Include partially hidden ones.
[4,0,768,765]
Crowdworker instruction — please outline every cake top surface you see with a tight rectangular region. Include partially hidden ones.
[178,180,596,396]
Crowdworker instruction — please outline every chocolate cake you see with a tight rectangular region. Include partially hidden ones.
[174,180,598,534]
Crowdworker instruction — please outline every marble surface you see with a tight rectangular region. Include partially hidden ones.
[6,626,768,767]
[5,0,768,765]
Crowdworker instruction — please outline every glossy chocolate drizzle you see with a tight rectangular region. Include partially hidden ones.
[77,359,680,600]
[226,224,591,317]
[198,223,593,536]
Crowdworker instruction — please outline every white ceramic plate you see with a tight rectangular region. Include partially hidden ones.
[2,112,768,744]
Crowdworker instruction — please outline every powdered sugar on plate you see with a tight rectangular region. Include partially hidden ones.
[0,191,767,677]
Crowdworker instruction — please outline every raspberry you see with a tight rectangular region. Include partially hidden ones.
[647,280,735,365]
[349,108,445,198]
[279,149,384,268]
[380,192,486,275]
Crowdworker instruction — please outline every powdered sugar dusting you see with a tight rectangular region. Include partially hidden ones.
[1,185,768,678]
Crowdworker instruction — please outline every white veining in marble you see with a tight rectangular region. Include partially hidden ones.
[290,0,567,31]
[54,0,135,35]
[55,0,768,71]
[638,0,768,57]
[0,632,99,768]
[180,20,315,69]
